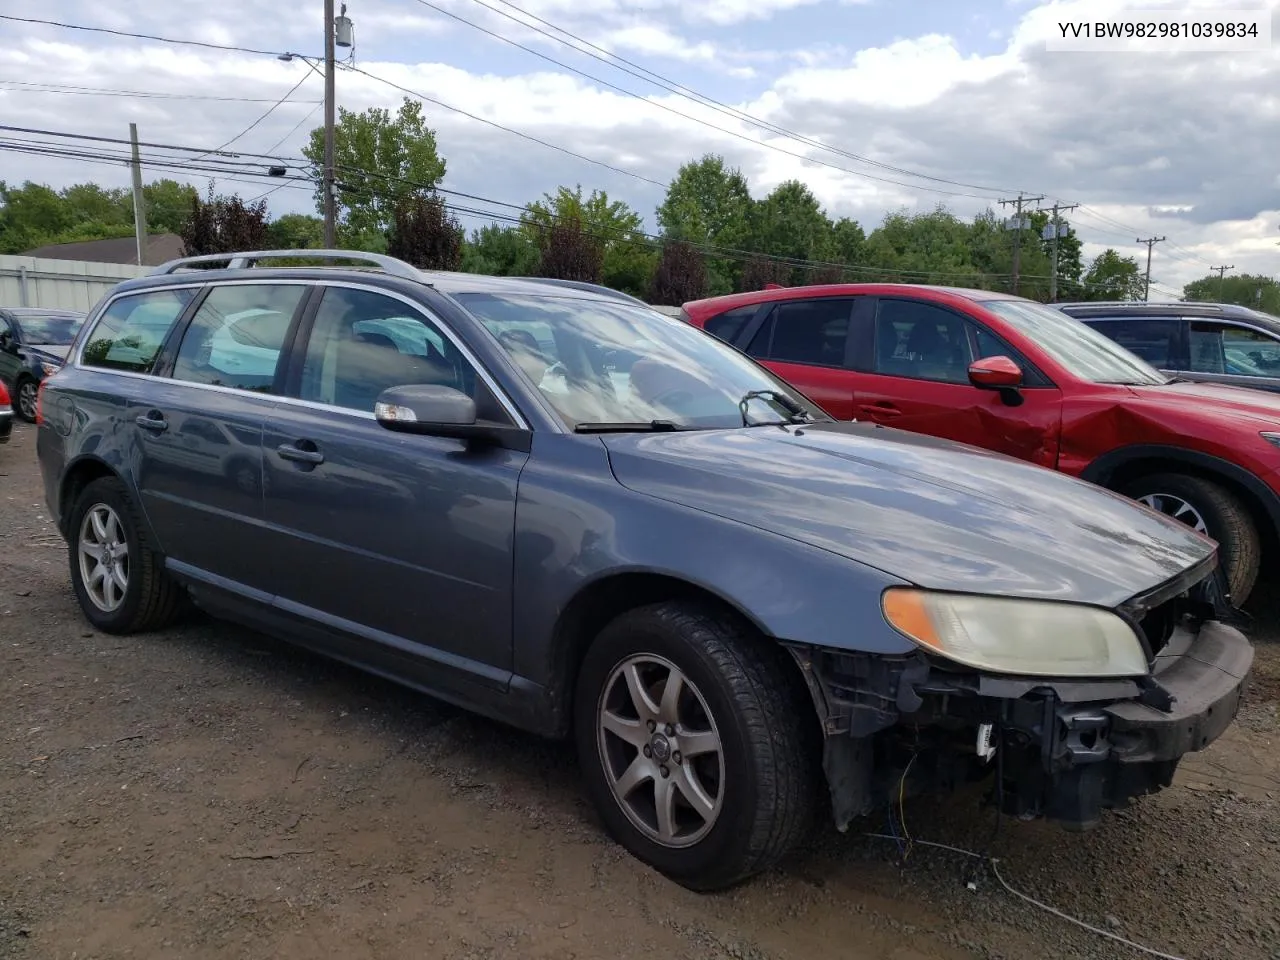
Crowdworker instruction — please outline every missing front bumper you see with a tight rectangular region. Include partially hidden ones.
[795,619,1254,832]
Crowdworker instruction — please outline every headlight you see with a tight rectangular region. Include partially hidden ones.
[1262,432,1280,450]
[40,361,60,377]
[881,588,1148,677]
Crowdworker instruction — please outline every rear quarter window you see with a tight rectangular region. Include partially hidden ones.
[80,289,196,374]
[702,305,759,345]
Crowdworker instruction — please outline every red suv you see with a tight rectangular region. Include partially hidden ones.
[681,284,1280,605]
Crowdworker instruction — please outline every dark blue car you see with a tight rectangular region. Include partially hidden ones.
[35,250,1253,890]
[0,306,87,422]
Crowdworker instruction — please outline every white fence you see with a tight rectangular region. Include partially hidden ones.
[0,256,147,312]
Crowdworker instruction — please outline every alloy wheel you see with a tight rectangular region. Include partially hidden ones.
[17,381,37,421]
[1137,493,1209,534]
[596,654,725,848]
[77,504,130,612]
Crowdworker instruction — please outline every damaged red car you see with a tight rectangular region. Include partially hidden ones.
[681,284,1280,605]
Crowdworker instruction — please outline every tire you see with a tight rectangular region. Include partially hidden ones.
[574,601,818,891]
[66,475,186,634]
[1120,472,1261,605]
[14,376,38,423]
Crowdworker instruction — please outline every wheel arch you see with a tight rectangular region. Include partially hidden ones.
[543,571,798,739]
[1080,444,1280,549]
[58,456,127,537]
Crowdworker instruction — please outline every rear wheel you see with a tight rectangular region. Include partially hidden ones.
[574,601,818,891]
[1120,472,1261,605]
[67,476,186,634]
[14,376,38,423]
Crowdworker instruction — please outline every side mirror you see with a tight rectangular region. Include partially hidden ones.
[967,355,1024,406]
[374,383,530,451]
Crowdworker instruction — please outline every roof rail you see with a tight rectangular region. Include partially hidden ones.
[522,277,651,307]
[149,249,423,282]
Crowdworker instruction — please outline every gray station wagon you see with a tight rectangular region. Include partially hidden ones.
[36,250,1254,890]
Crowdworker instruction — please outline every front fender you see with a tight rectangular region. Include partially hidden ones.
[510,435,916,694]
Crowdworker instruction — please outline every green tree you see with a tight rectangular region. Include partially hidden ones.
[1079,249,1145,301]
[302,97,447,241]
[0,181,75,252]
[142,180,200,234]
[521,185,650,294]
[1183,273,1280,314]
[747,180,833,287]
[864,206,988,286]
[656,154,753,295]
[266,213,326,250]
[461,225,539,276]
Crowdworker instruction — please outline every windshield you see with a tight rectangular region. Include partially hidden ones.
[454,292,828,429]
[18,312,85,345]
[980,299,1169,385]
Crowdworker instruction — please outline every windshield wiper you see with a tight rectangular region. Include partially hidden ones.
[574,420,684,433]
[738,389,812,427]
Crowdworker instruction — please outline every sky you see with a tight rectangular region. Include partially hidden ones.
[1,0,1278,297]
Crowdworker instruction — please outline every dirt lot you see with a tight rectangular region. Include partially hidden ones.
[1,419,1278,960]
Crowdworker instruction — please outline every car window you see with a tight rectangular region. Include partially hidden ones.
[171,284,305,392]
[1189,322,1280,377]
[15,312,85,345]
[1087,318,1177,368]
[703,305,759,345]
[745,299,851,366]
[298,286,492,416]
[80,289,196,374]
[455,292,827,429]
[873,299,972,383]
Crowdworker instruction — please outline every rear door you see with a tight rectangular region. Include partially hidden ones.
[128,281,312,589]
[1185,320,1280,393]
[1079,316,1183,376]
[850,296,1065,466]
[260,282,529,689]
[738,297,863,419]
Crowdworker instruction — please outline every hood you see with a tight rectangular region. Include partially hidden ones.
[1127,380,1280,427]
[26,344,70,363]
[602,422,1215,608]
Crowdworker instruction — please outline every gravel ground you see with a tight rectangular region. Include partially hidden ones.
[1,419,1277,960]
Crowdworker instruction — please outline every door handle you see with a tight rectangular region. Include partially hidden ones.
[276,441,325,465]
[135,412,168,432]
[859,402,900,418]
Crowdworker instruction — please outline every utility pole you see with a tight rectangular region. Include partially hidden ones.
[128,123,147,266]
[999,193,1044,295]
[1137,236,1166,301]
[322,0,337,248]
[1210,264,1234,300]
[1041,201,1077,302]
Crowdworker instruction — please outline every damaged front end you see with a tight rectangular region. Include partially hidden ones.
[790,559,1255,832]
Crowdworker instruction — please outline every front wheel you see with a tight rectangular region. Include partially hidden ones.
[574,602,818,891]
[1120,472,1261,605]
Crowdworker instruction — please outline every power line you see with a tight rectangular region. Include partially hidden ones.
[0,78,322,104]
[406,0,993,201]
[456,0,1015,198]
[263,101,324,154]
[1210,264,1235,300]
[188,71,313,162]
[0,14,316,59]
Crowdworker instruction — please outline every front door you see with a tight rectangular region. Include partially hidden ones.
[851,296,1064,467]
[260,283,528,687]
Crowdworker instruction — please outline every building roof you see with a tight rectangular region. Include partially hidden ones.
[22,233,186,266]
